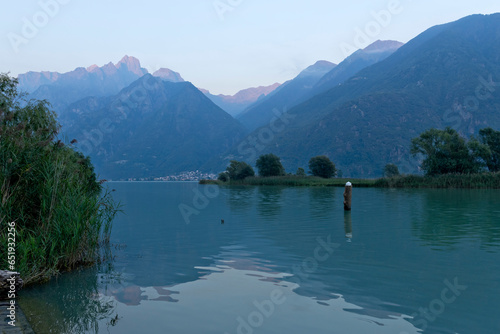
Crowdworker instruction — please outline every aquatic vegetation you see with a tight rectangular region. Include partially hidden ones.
[0,74,119,285]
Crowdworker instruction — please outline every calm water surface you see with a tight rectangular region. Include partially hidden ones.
[20,182,500,334]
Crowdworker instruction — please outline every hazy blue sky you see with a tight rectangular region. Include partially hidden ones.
[1,0,498,95]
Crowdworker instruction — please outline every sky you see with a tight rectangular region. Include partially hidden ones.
[1,0,499,95]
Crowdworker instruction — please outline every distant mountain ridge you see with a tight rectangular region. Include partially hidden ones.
[235,41,403,132]
[152,68,185,82]
[18,56,278,117]
[237,60,337,130]
[312,40,403,96]
[18,55,148,93]
[17,71,60,93]
[18,56,149,112]
[17,56,184,113]
[202,83,281,116]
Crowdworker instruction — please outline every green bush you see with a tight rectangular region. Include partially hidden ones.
[384,164,400,177]
[296,167,306,176]
[217,171,230,182]
[256,154,285,177]
[411,127,486,175]
[225,160,255,180]
[309,156,337,178]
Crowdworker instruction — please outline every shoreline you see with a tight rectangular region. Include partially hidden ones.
[200,173,500,189]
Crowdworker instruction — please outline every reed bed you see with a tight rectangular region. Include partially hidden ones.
[201,173,500,189]
[374,173,500,189]
[1,75,119,285]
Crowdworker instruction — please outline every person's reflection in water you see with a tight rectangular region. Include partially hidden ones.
[344,211,353,242]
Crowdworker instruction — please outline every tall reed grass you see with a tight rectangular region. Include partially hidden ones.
[374,173,500,188]
[1,74,119,285]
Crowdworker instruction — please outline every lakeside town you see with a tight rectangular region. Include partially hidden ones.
[123,170,218,182]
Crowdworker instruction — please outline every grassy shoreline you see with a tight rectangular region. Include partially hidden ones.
[200,176,376,187]
[200,173,500,189]
[374,173,500,189]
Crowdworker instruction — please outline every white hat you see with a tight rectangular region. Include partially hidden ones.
[346,182,352,187]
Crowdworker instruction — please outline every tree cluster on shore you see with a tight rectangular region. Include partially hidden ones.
[410,127,500,175]
[384,127,500,177]
[216,126,500,188]
[218,153,337,182]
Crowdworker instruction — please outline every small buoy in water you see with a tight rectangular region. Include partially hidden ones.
[221,219,224,224]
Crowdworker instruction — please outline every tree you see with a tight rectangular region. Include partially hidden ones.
[478,127,500,172]
[309,156,336,178]
[217,171,230,182]
[410,127,482,176]
[296,167,306,176]
[384,164,400,177]
[225,160,255,180]
[256,154,285,177]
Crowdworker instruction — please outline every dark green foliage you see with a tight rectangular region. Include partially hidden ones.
[217,171,230,182]
[226,160,255,180]
[309,156,336,178]
[478,127,500,172]
[256,154,285,177]
[296,167,306,176]
[0,74,119,284]
[410,127,483,176]
[384,164,400,177]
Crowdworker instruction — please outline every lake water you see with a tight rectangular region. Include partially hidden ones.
[20,182,500,334]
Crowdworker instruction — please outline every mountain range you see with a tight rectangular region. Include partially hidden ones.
[18,56,149,112]
[58,75,247,179]
[227,13,500,177]
[17,56,280,118]
[236,40,403,132]
[16,13,500,179]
